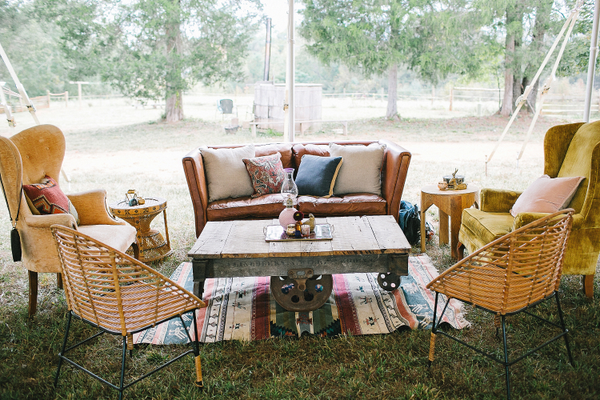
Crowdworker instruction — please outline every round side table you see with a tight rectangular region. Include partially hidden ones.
[420,185,479,259]
[110,197,172,262]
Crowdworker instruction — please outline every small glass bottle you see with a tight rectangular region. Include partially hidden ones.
[279,168,298,228]
[280,168,298,204]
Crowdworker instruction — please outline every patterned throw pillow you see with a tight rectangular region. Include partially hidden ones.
[243,153,285,198]
[23,175,79,222]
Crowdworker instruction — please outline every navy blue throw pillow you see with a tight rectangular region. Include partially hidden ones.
[295,155,343,197]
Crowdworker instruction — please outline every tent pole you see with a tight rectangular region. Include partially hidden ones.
[584,0,600,122]
[284,0,295,142]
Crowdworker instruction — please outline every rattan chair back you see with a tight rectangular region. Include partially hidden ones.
[427,209,573,315]
[51,225,205,336]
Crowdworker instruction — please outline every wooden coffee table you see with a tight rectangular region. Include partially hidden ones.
[188,215,411,312]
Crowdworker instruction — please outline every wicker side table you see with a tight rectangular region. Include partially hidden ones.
[110,197,172,262]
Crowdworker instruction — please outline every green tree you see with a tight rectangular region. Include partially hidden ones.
[39,0,261,122]
[557,1,599,78]
[299,0,492,120]
[491,0,560,116]
[1,0,68,98]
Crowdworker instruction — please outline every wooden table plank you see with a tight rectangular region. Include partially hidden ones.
[365,215,411,253]
[188,220,234,258]
[327,216,380,254]
[220,220,272,258]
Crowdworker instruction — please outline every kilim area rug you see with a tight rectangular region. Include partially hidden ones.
[134,254,469,345]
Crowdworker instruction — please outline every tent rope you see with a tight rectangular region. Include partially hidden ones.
[485,0,583,174]
[0,41,40,127]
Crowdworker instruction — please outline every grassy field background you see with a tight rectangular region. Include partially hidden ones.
[0,97,598,399]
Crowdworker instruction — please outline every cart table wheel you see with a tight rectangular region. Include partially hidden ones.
[377,272,401,291]
[270,274,333,312]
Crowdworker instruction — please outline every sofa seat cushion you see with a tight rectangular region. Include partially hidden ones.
[459,208,514,249]
[207,194,285,221]
[298,194,386,217]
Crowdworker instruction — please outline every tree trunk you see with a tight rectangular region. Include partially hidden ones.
[523,0,553,112]
[165,4,184,123]
[501,1,525,116]
[501,34,514,116]
[166,92,183,122]
[386,64,400,120]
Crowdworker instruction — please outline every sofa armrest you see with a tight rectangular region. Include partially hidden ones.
[379,139,411,222]
[480,188,522,213]
[183,148,209,237]
[68,190,125,226]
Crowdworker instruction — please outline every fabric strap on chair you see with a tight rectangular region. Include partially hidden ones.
[0,170,22,261]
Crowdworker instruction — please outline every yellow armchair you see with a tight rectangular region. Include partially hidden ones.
[458,121,599,298]
[0,124,138,316]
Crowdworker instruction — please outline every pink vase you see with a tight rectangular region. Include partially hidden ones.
[279,206,297,228]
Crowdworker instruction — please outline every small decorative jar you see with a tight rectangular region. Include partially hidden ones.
[301,224,311,237]
[279,197,297,228]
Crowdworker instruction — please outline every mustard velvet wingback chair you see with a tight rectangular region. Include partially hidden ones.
[458,120,600,298]
[0,124,138,317]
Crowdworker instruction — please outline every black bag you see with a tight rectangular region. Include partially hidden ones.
[398,200,420,246]
[11,227,21,262]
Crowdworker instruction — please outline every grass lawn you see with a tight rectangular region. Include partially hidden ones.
[0,104,598,399]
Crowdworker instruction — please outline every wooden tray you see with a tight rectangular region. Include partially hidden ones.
[265,224,333,242]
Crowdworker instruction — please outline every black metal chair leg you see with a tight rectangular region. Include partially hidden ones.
[555,292,574,365]
[119,336,127,400]
[55,311,72,388]
[501,315,511,400]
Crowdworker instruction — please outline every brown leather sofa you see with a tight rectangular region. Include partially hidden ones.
[183,140,411,237]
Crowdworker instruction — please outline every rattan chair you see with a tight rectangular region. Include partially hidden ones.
[51,225,206,399]
[427,209,574,400]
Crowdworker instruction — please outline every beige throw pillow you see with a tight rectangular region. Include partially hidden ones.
[329,142,385,196]
[201,145,255,202]
[510,174,584,217]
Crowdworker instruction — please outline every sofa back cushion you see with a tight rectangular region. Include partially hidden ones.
[292,144,330,169]
[329,142,385,196]
[255,143,294,169]
[557,121,600,211]
[201,145,255,202]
